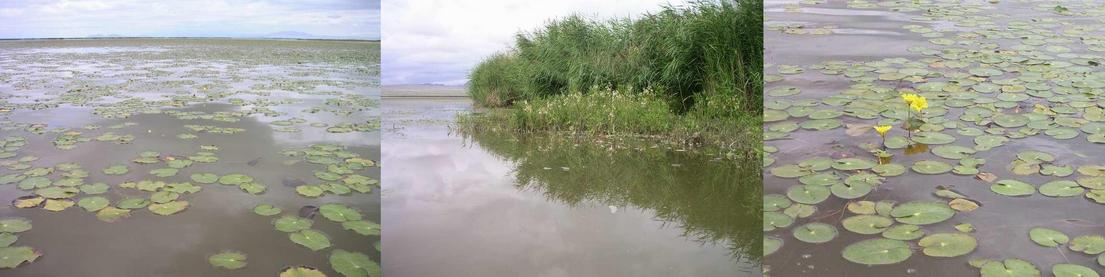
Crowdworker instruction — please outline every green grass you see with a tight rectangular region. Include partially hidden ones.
[465,0,761,142]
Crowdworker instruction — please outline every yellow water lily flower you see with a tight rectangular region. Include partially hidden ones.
[901,93,920,105]
[874,125,892,136]
[909,95,928,112]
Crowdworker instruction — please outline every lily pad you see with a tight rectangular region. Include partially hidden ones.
[95,206,131,223]
[980,259,1040,277]
[919,233,977,257]
[1070,235,1105,255]
[218,174,253,185]
[786,185,830,204]
[890,201,955,225]
[882,224,925,241]
[275,216,314,232]
[992,180,1036,196]
[190,173,218,184]
[0,246,40,269]
[832,158,877,170]
[77,196,109,212]
[912,160,953,174]
[0,218,31,233]
[342,221,380,236]
[148,201,189,216]
[841,238,912,265]
[319,203,362,222]
[290,229,331,251]
[102,164,129,175]
[1029,227,1069,247]
[1040,181,1084,197]
[280,266,327,277]
[1053,264,1099,277]
[209,251,247,270]
[842,215,893,234]
[792,222,837,244]
[330,249,380,277]
[254,204,282,216]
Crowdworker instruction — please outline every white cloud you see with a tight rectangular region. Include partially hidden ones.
[382,0,689,85]
[0,0,380,39]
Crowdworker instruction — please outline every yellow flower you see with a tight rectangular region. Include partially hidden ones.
[910,95,928,112]
[874,125,892,136]
[901,93,920,105]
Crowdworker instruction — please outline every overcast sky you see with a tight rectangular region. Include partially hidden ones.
[382,0,688,86]
[0,0,380,39]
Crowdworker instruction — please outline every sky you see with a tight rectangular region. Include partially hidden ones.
[0,0,380,39]
[382,0,689,86]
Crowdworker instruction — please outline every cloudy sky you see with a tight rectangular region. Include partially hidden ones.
[0,0,380,39]
[382,0,688,86]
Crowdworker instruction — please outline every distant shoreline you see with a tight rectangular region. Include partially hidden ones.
[382,85,468,98]
[0,37,380,43]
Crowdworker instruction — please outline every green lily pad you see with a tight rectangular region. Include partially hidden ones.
[1053,264,1099,277]
[842,215,893,234]
[786,184,831,204]
[77,196,109,212]
[254,204,282,216]
[842,238,912,265]
[765,237,783,256]
[117,198,151,209]
[882,224,925,241]
[0,246,41,269]
[239,182,266,195]
[148,201,188,215]
[95,206,131,222]
[912,160,953,175]
[275,216,313,232]
[992,180,1036,196]
[764,194,791,212]
[932,145,976,159]
[281,266,328,277]
[190,173,218,184]
[218,174,253,185]
[102,164,129,175]
[209,251,247,270]
[890,201,955,225]
[912,132,957,144]
[792,222,837,244]
[342,221,380,236]
[1070,235,1105,255]
[296,185,325,198]
[830,182,872,199]
[149,168,178,177]
[1029,227,1069,247]
[1040,181,1084,197]
[770,165,813,178]
[330,249,380,277]
[919,233,977,257]
[833,158,877,170]
[764,212,793,231]
[290,229,331,251]
[0,218,31,233]
[979,259,1040,277]
[320,203,362,222]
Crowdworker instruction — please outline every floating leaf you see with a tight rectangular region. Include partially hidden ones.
[43,199,75,212]
[149,168,178,177]
[1070,235,1105,255]
[78,196,109,212]
[290,229,331,251]
[280,266,327,277]
[765,237,783,256]
[342,221,380,236]
[254,204,282,216]
[148,201,189,216]
[275,216,314,233]
[919,233,977,257]
[190,173,218,184]
[96,207,131,223]
[980,259,1040,277]
[209,251,247,270]
[0,246,40,269]
[883,224,924,241]
[842,238,912,265]
[832,158,877,170]
[1029,227,1069,247]
[102,164,129,175]
[0,218,31,233]
[792,222,837,244]
[319,204,362,222]
[949,198,980,212]
[296,185,325,198]
[218,174,253,185]
[842,215,892,234]
[117,198,151,209]
[1040,181,1084,197]
[764,212,793,231]
[992,180,1036,196]
[786,184,830,204]
[330,249,380,277]
[912,160,953,174]
[891,201,955,225]
[1052,264,1099,277]
[12,196,44,209]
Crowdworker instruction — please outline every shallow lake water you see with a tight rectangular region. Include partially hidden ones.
[766,0,1105,276]
[0,39,380,276]
[380,97,759,276]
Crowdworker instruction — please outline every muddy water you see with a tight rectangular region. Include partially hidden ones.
[0,39,379,276]
[766,0,1105,276]
[381,97,759,277]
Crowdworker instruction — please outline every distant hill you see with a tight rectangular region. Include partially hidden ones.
[257,31,368,40]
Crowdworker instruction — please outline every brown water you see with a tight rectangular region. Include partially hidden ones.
[766,0,1105,276]
[0,39,379,276]
[380,97,760,277]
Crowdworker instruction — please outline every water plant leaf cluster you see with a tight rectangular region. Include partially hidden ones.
[764,0,1105,274]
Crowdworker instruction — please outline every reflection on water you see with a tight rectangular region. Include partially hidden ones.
[382,98,759,277]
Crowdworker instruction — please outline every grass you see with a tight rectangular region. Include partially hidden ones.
[464,0,761,147]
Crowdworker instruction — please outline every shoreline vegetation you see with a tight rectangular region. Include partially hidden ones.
[460,0,761,154]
